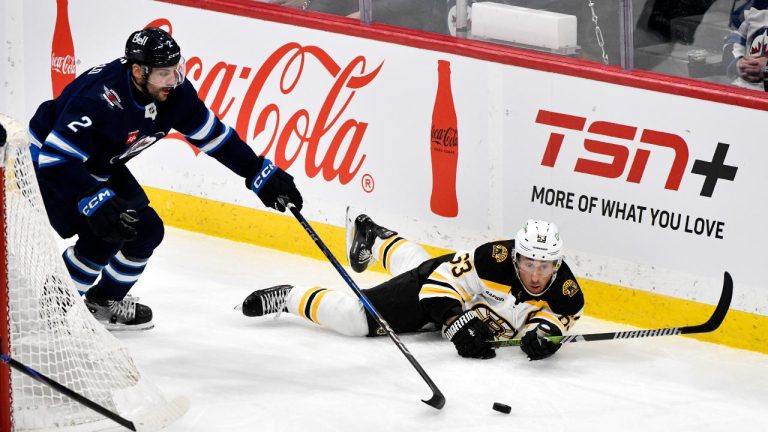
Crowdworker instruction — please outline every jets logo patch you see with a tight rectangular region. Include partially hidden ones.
[562,279,579,297]
[101,86,123,110]
[491,245,508,263]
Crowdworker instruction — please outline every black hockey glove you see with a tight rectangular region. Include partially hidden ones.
[444,309,496,359]
[247,158,303,212]
[78,187,138,243]
[520,322,563,361]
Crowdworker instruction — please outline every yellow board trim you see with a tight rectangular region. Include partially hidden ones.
[144,186,768,355]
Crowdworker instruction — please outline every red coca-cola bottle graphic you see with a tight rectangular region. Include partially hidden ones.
[430,60,459,217]
[51,0,76,98]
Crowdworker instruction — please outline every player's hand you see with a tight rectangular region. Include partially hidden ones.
[247,158,303,212]
[444,309,496,359]
[520,322,562,361]
[77,187,138,243]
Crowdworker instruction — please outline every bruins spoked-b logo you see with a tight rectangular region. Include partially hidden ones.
[562,279,579,297]
[491,244,508,263]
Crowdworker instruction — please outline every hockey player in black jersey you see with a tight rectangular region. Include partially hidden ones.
[240,211,584,361]
[29,28,303,331]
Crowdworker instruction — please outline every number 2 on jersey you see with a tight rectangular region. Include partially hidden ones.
[67,116,92,132]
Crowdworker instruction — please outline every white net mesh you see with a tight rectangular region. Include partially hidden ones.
[0,114,187,431]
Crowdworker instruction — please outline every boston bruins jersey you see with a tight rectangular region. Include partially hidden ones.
[418,239,584,340]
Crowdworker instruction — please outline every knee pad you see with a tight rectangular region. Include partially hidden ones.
[121,206,164,259]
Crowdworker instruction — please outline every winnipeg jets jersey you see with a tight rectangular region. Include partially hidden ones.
[419,240,584,340]
[29,58,259,203]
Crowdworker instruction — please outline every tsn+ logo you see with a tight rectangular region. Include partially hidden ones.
[534,109,738,198]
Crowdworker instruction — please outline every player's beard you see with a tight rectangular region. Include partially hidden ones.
[147,84,172,102]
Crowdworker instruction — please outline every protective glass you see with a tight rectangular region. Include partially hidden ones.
[516,257,557,277]
[146,56,186,88]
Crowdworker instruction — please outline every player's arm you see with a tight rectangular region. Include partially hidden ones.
[172,82,302,212]
[519,267,584,360]
[34,98,138,243]
[420,252,495,359]
[34,97,102,202]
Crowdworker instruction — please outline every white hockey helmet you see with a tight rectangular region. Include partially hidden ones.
[514,219,563,263]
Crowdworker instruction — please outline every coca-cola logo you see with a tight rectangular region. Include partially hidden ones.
[51,54,76,75]
[431,127,458,148]
[171,40,382,185]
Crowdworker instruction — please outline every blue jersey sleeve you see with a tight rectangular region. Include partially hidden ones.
[36,96,105,201]
[171,81,262,179]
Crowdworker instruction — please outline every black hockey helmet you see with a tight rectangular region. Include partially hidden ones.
[125,27,181,68]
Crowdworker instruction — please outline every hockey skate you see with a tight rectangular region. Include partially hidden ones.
[345,207,397,273]
[239,285,292,317]
[84,292,154,331]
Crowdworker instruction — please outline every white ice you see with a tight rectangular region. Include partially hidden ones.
[111,227,766,432]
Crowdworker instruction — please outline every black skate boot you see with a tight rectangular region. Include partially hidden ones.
[84,291,154,331]
[240,285,293,317]
[346,212,397,273]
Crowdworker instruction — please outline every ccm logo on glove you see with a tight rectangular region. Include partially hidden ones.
[78,188,115,217]
[250,160,277,194]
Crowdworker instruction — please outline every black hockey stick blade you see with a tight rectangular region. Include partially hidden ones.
[680,270,732,334]
[423,390,446,409]
[491,271,733,348]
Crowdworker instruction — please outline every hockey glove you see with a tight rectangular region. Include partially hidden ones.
[444,309,496,359]
[520,322,563,361]
[78,188,138,243]
[247,158,303,212]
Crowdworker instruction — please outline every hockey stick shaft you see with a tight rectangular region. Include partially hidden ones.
[0,344,136,430]
[492,271,733,348]
[287,204,445,409]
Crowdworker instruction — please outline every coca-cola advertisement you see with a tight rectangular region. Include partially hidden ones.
[51,0,76,97]
[430,59,459,217]
[31,0,495,250]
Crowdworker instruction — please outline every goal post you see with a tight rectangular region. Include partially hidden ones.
[0,114,187,431]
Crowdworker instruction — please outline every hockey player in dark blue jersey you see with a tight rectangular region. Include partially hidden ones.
[28,27,303,331]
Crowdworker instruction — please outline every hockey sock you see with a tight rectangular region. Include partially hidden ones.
[88,251,149,301]
[373,237,431,277]
[62,246,105,295]
[285,285,369,336]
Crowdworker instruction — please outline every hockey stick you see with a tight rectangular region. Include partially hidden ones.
[286,203,446,410]
[491,271,733,348]
[0,338,136,431]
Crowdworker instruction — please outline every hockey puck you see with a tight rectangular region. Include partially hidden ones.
[492,402,511,414]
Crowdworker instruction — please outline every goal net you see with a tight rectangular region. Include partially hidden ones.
[0,114,187,431]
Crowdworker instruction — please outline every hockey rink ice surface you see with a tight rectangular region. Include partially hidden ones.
[107,227,765,432]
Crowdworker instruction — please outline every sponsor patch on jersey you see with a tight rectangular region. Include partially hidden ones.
[101,86,123,110]
[484,290,505,302]
[491,244,508,263]
[125,130,139,146]
[562,279,579,297]
[111,132,165,164]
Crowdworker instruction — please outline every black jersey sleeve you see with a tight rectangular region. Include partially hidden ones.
[544,262,585,318]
